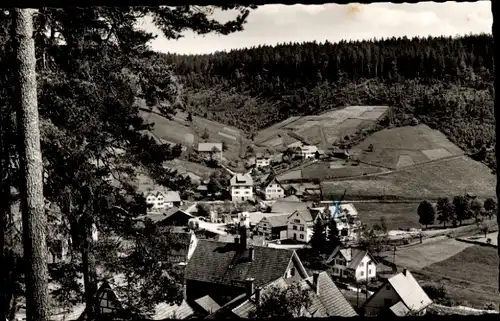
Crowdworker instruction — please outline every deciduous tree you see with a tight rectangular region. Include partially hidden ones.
[417,200,435,228]
[436,197,454,227]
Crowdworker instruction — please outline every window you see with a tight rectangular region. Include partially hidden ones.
[234,191,239,194]
[293,225,297,230]
[360,271,364,276]
[368,269,372,275]
[384,299,392,307]
[300,226,304,231]
[290,267,296,277]
[359,262,364,268]
[300,234,304,239]
[294,219,300,223]
[386,285,390,291]
[245,191,249,194]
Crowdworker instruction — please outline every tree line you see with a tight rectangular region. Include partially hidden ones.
[162,34,495,171]
[417,196,497,229]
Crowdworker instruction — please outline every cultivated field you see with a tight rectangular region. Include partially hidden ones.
[140,109,247,160]
[321,156,496,200]
[300,162,385,181]
[417,245,500,308]
[352,124,464,170]
[254,106,389,150]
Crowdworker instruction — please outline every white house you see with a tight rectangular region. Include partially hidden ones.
[145,190,182,211]
[325,247,378,282]
[198,142,223,160]
[262,176,285,200]
[286,209,324,243]
[300,145,318,159]
[256,157,271,168]
[230,174,254,202]
[363,269,432,317]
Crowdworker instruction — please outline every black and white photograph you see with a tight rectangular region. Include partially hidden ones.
[0,2,498,321]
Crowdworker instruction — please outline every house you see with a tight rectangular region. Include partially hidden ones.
[363,269,432,317]
[167,230,199,266]
[230,174,254,202]
[198,142,223,160]
[254,214,289,240]
[68,276,195,321]
[325,246,378,282]
[286,208,325,243]
[328,203,362,241]
[207,271,357,319]
[184,225,309,306]
[300,145,318,159]
[145,190,182,212]
[262,176,285,200]
[255,153,272,168]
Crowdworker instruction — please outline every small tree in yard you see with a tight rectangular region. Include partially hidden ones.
[310,219,326,253]
[196,203,210,217]
[417,200,435,228]
[201,128,209,140]
[186,112,193,122]
[249,282,312,319]
[436,197,454,227]
[483,198,497,219]
[367,144,374,152]
[479,222,490,238]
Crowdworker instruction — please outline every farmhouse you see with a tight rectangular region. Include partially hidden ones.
[230,174,254,202]
[208,271,357,318]
[262,175,285,200]
[145,190,182,211]
[325,246,378,282]
[198,142,223,160]
[328,203,361,241]
[286,208,324,243]
[300,145,318,159]
[254,214,289,240]
[363,269,432,317]
[184,226,309,306]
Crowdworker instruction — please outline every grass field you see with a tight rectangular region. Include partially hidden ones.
[301,162,385,180]
[417,245,500,308]
[353,125,464,169]
[321,156,496,199]
[140,109,246,161]
[352,202,421,230]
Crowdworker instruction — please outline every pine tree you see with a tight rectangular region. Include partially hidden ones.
[436,197,453,227]
[326,218,340,251]
[310,219,326,253]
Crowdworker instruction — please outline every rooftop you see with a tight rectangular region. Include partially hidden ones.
[198,143,223,152]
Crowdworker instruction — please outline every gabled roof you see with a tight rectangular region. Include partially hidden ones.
[282,195,300,202]
[326,247,378,269]
[194,295,222,314]
[300,145,318,153]
[260,214,289,228]
[214,272,357,318]
[288,209,320,223]
[198,143,223,152]
[145,190,181,202]
[230,174,253,186]
[261,174,283,189]
[389,301,411,316]
[388,270,433,312]
[185,240,300,289]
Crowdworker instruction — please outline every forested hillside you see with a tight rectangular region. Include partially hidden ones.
[163,34,495,171]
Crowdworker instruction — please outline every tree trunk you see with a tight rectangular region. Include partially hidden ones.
[81,215,98,320]
[13,8,49,321]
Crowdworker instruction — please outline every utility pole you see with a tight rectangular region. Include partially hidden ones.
[393,245,396,265]
[13,8,49,321]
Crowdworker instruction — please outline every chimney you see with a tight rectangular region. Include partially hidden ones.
[249,247,255,262]
[255,287,262,305]
[403,268,407,276]
[245,278,255,298]
[312,272,320,294]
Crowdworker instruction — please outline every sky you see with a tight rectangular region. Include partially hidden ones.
[139,1,492,55]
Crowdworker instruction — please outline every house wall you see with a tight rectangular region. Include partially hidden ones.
[330,253,349,278]
[364,283,401,316]
[354,255,377,282]
[287,212,310,243]
[265,183,285,200]
[231,185,253,202]
[255,218,272,239]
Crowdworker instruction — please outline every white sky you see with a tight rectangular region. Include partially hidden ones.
[139,1,492,55]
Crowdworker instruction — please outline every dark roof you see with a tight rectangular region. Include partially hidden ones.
[261,174,282,189]
[213,272,357,318]
[185,240,295,289]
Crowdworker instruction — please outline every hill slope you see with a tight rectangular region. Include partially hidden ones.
[163,34,495,171]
